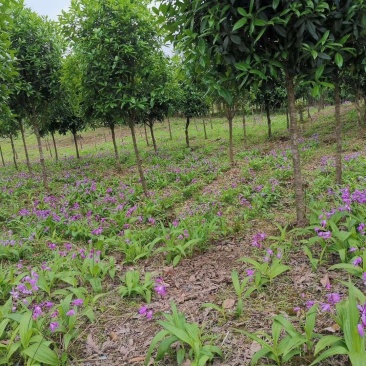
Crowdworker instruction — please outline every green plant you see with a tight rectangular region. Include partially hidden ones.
[238,255,290,290]
[231,270,255,317]
[237,305,320,365]
[145,302,222,366]
[118,270,153,303]
[310,284,366,365]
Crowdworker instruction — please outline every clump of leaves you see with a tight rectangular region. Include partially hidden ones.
[118,270,153,303]
[145,302,222,366]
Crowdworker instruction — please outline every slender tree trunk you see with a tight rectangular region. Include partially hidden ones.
[194,119,198,131]
[129,119,147,195]
[285,69,306,227]
[242,112,247,146]
[286,109,290,130]
[47,139,53,159]
[72,131,80,159]
[149,123,157,152]
[33,118,48,189]
[9,135,18,170]
[51,132,59,162]
[334,75,342,185]
[144,123,150,146]
[110,123,120,169]
[0,144,5,166]
[307,98,311,119]
[228,116,234,165]
[167,117,172,140]
[202,119,207,139]
[265,102,272,139]
[19,119,32,173]
[185,116,190,148]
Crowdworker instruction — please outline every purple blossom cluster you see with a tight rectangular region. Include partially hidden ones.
[252,233,266,248]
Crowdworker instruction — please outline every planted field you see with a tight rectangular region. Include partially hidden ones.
[1,106,366,365]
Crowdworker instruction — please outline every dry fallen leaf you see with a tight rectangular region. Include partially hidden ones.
[324,324,340,333]
[86,333,101,355]
[129,356,145,363]
[320,273,331,289]
[223,299,236,309]
[163,266,174,277]
[109,331,119,341]
[245,341,261,359]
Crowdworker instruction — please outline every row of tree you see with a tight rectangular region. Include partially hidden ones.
[2,0,366,226]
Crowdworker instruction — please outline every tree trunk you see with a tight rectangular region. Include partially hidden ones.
[167,117,172,140]
[9,135,18,170]
[47,139,53,159]
[286,109,290,130]
[285,69,306,227]
[149,123,157,152]
[51,132,59,162]
[0,144,5,166]
[110,123,120,169]
[19,119,32,173]
[33,119,48,189]
[265,102,272,139]
[307,98,311,119]
[72,131,80,159]
[334,75,342,185]
[144,123,150,146]
[202,119,207,139]
[185,116,190,148]
[129,119,147,196]
[242,112,247,146]
[228,116,234,165]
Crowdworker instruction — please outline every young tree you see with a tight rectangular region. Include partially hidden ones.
[255,80,287,139]
[9,5,63,188]
[61,0,163,193]
[141,52,171,152]
[0,118,18,170]
[0,0,16,118]
[178,84,209,148]
[158,0,357,226]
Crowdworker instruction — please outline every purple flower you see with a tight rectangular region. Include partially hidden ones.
[306,301,315,309]
[327,293,341,305]
[318,231,332,239]
[252,233,266,248]
[71,298,84,307]
[172,220,179,227]
[353,257,362,266]
[358,324,365,337]
[349,247,357,252]
[44,301,54,308]
[139,305,147,315]
[154,284,167,297]
[321,303,331,312]
[246,269,255,277]
[66,309,75,316]
[50,322,59,332]
[146,310,153,320]
[32,306,43,320]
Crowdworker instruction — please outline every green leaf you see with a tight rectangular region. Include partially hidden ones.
[157,321,193,347]
[177,348,186,365]
[19,312,33,349]
[156,335,179,360]
[233,18,247,31]
[310,346,348,365]
[314,335,343,355]
[22,343,60,365]
[334,53,343,68]
[145,330,170,365]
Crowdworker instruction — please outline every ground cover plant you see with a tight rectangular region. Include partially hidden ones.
[2,0,366,365]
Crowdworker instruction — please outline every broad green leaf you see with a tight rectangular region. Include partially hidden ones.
[22,343,59,365]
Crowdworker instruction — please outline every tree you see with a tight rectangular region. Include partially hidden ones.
[141,52,170,152]
[0,0,16,118]
[9,5,63,188]
[315,1,366,185]
[157,0,357,226]
[255,79,287,139]
[0,118,18,170]
[61,0,162,194]
[178,84,209,148]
